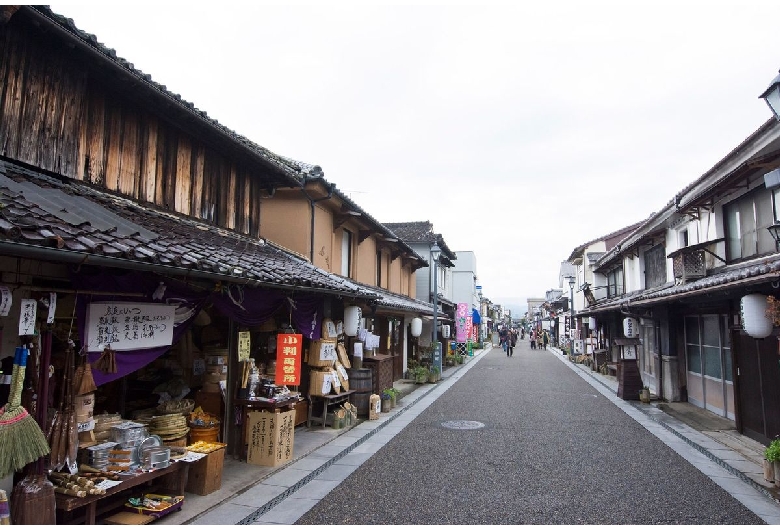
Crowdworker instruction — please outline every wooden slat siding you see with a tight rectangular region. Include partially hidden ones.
[84,89,106,185]
[39,52,62,172]
[200,152,217,222]
[249,173,261,237]
[242,172,251,234]
[191,144,205,222]
[175,135,192,215]
[103,101,124,192]
[118,111,140,197]
[226,165,237,230]
[161,132,178,211]
[0,26,25,158]
[18,34,43,164]
[141,117,158,203]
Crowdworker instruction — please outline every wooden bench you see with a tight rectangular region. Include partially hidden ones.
[307,390,355,428]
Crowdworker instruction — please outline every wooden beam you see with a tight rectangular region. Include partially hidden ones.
[358,230,373,243]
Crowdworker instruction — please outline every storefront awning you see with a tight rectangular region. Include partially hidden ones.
[472,308,481,324]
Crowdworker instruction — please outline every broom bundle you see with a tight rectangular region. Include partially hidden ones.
[0,346,51,478]
[48,345,77,472]
[94,346,117,374]
[73,346,97,396]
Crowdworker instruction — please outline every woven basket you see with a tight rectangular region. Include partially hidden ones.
[156,399,195,415]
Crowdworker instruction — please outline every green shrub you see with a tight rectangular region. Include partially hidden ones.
[765,438,780,462]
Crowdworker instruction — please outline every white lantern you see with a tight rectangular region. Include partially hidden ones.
[410,317,422,337]
[588,317,597,330]
[343,306,361,337]
[442,324,451,339]
[741,294,774,339]
[623,317,639,338]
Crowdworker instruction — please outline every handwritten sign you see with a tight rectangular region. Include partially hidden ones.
[85,302,175,352]
[238,331,251,362]
[0,286,11,317]
[18,299,37,336]
[275,334,302,386]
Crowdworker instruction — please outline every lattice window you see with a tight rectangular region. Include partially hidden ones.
[672,249,705,282]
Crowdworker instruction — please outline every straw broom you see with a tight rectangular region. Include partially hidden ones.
[0,346,50,478]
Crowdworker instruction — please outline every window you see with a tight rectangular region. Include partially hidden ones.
[724,187,775,261]
[606,266,623,298]
[644,244,666,289]
[685,314,731,382]
[341,229,353,277]
[679,229,688,248]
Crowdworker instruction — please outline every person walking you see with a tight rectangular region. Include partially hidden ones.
[508,329,517,357]
[529,329,536,350]
[542,329,550,350]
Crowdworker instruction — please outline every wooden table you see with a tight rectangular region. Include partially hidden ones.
[55,459,189,525]
[307,390,355,428]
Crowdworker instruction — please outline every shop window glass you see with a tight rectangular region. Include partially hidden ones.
[724,188,775,261]
[722,315,733,383]
[685,315,700,344]
[702,345,722,378]
[686,344,702,375]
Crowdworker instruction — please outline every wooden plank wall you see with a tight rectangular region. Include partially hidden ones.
[0,20,266,237]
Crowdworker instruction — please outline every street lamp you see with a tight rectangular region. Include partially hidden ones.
[431,242,442,376]
[759,69,780,120]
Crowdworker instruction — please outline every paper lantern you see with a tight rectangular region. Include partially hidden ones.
[343,306,361,337]
[588,317,597,329]
[410,317,422,337]
[442,324,451,339]
[623,317,639,338]
[741,294,774,339]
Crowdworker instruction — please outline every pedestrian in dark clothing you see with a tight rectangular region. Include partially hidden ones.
[529,330,536,350]
[542,330,550,350]
[509,330,517,357]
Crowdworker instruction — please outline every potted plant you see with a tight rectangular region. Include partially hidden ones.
[764,438,780,483]
[414,366,429,384]
[428,366,440,383]
[639,385,651,404]
[381,390,393,412]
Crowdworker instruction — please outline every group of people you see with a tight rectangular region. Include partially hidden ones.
[497,327,550,355]
[529,329,550,350]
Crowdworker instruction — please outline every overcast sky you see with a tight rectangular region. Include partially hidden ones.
[46,0,780,314]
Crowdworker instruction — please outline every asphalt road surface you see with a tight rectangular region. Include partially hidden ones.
[294,342,765,525]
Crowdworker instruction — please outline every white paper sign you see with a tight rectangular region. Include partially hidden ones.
[316,341,337,361]
[330,369,341,390]
[320,373,332,394]
[336,364,349,380]
[336,320,343,336]
[325,320,337,338]
[353,342,363,359]
[85,302,176,352]
[47,292,57,324]
[18,298,37,336]
[0,286,11,317]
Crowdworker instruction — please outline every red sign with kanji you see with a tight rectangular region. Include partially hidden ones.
[275,333,302,386]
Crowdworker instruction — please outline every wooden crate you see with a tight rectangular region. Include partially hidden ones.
[185,447,225,496]
[294,398,308,427]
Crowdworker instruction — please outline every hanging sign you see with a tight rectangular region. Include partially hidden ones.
[85,302,175,352]
[456,303,469,342]
[275,333,302,386]
[237,331,251,362]
[18,299,37,336]
[46,292,57,324]
[0,286,12,317]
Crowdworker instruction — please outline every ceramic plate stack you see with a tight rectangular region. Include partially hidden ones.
[147,413,189,443]
[93,413,124,443]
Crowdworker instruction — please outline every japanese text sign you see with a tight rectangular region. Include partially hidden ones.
[456,303,469,342]
[85,302,175,352]
[275,333,302,386]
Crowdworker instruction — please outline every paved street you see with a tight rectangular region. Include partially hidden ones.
[290,340,764,525]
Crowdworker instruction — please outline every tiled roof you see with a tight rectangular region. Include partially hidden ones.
[0,158,376,298]
[383,221,457,262]
[350,281,434,314]
[580,255,780,315]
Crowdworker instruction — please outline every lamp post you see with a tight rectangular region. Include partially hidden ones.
[431,243,442,376]
[759,69,780,120]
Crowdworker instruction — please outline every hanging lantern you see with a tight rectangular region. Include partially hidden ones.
[442,324,451,339]
[410,317,422,337]
[623,317,639,338]
[343,306,361,337]
[741,294,774,339]
[588,317,597,329]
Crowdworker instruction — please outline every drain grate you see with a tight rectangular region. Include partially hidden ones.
[441,420,485,430]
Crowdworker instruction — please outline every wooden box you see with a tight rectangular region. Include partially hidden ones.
[185,446,225,496]
[294,398,308,427]
[245,409,295,466]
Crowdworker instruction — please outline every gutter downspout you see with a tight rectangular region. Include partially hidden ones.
[300,179,334,262]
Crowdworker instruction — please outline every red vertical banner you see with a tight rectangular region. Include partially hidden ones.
[276,334,302,386]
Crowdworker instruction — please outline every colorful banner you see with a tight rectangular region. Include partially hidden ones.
[456,303,469,342]
[276,333,303,386]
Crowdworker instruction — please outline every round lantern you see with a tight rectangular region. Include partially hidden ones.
[623,317,639,338]
[442,324,451,339]
[588,317,597,330]
[741,294,774,339]
[410,317,422,337]
[343,306,362,337]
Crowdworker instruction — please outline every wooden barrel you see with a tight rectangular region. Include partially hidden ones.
[348,368,372,418]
